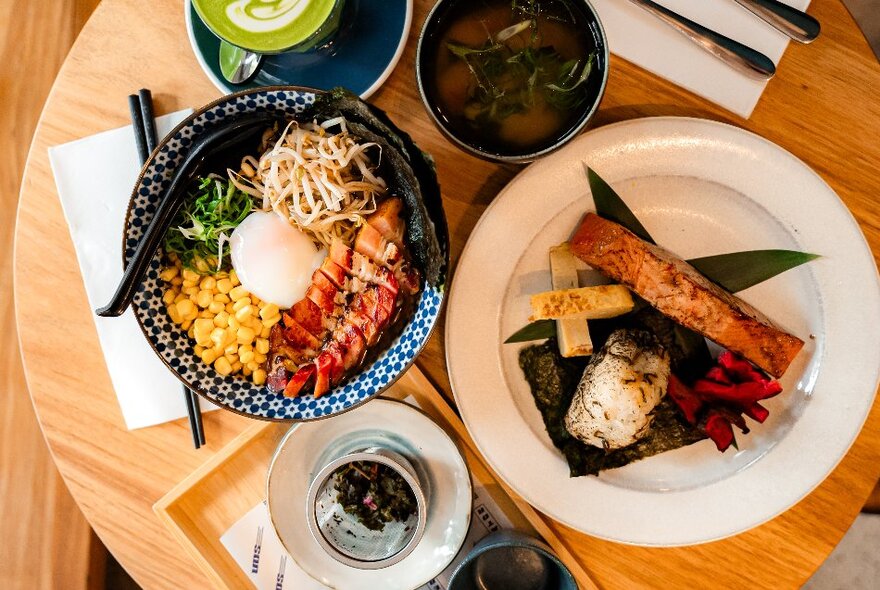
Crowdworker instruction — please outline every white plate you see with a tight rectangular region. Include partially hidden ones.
[446,117,880,546]
[266,398,472,588]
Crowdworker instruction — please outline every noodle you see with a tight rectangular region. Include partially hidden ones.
[230,120,386,249]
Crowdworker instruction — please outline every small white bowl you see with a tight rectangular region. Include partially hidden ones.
[266,399,472,589]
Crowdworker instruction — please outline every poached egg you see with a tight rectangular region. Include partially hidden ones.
[230,211,325,308]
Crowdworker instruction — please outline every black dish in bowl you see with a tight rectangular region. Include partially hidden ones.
[416,0,609,164]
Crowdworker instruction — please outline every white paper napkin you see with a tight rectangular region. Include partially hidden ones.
[593,0,811,118]
[49,110,222,430]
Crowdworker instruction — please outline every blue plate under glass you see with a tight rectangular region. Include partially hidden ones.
[185,0,412,98]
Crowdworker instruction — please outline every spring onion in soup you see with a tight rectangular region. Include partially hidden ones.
[429,0,599,154]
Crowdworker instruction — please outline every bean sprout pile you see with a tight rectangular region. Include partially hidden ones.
[230,118,387,248]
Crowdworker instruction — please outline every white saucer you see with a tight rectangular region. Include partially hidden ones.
[266,398,472,589]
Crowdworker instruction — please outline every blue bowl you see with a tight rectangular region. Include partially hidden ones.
[124,87,447,421]
[447,530,577,590]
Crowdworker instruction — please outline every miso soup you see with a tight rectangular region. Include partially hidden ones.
[425,0,603,156]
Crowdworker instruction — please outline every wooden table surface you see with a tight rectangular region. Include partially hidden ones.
[13,0,880,588]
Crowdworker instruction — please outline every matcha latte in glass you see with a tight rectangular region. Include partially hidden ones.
[192,0,346,54]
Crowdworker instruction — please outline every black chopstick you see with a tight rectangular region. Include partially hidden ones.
[138,89,158,154]
[128,89,206,449]
[183,383,206,447]
[128,94,149,164]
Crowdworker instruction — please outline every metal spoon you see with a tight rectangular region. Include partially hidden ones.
[219,40,263,84]
[626,0,776,80]
[96,112,280,317]
[732,0,820,44]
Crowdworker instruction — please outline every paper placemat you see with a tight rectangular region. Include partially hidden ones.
[593,0,811,117]
[48,110,220,430]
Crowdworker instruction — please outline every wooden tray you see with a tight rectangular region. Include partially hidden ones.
[154,366,597,589]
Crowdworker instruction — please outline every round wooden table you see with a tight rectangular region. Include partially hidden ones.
[14,0,880,587]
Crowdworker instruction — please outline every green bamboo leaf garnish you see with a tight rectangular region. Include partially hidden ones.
[584,163,655,243]
[505,320,557,343]
[688,250,821,293]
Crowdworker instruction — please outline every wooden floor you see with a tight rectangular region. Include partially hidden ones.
[0,1,102,588]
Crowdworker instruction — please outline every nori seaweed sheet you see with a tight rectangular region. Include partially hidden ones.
[308,89,449,289]
[518,339,706,477]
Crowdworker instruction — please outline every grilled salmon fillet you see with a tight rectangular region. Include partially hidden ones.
[569,213,804,378]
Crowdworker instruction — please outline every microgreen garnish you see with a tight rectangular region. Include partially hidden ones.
[164,176,254,273]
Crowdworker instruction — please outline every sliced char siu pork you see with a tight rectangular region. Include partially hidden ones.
[266,197,422,398]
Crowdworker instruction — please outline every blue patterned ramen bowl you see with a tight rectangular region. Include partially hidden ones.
[124,87,447,421]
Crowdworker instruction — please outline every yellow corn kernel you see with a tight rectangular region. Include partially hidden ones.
[237,326,256,346]
[193,319,214,345]
[182,268,200,281]
[224,351,238,364]
[210,327,226,348]
[235,305,254,322]
[238,343,253,355]
[228,316,240,331]
[253,352,267,364]
[196,290,213,308]
[216,278,233,294]
[262,313,281,328]
[232,297,251,312]
[259,304,280,320]
[173,293,187,304]
[255,338,270,355]
[251,296,263,307]
[194,344,205,356]
[246,360,260,372]
[182,279,197,289]
[170,276,183,286]
[242,366,253,377]
[201,348,218,365]
[200,276,217,291]
[239,350,255,364]
[182,319,193,331]
[230,285,249,301]
[225,302,235,313]
[176,298,195,317]
[159,266,179,281]
[224,328,238,348]
[230,270,240,286]
[253,369,267,385]
[162,290,176,305]
[199,309,213,319]
[231,361,243,373]
[214,356,233,376]
[186,325,195,338]
[214,293,231,303]
[167,304,182,324]
[208,301,225,314]
[260,326,272,338]
[213,311,229,328]
[183,285,199,296]
[186,309,199,322]
[195,258,210,274]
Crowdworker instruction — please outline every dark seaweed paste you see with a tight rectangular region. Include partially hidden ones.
[519,329,707,477]
[332,461,417,530]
